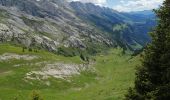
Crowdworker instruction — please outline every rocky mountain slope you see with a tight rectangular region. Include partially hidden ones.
[70,2,156,50]
[0,0,156,55]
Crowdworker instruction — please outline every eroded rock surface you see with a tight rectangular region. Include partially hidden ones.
[26,62,93,80]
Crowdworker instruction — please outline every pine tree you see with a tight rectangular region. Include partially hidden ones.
[126,0,170,99]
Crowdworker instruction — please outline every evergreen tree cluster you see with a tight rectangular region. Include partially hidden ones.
[126,0,170,99]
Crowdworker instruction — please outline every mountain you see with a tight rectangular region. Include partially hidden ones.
[70,2,156,51]
[0,0,157,99]
[129,10,155,16]
[0,0,156,55]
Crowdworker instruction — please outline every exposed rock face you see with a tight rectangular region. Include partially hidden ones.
[0,0,155,52]
[0,0,114,52]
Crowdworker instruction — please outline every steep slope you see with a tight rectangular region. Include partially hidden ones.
[0,0,155,55]
[70,2,156,51]
[0,0,113,55]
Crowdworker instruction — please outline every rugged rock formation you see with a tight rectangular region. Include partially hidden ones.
[0,0,156,53]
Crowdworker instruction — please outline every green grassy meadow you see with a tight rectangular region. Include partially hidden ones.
[0,44,140,100]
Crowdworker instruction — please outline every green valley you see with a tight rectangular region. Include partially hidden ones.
[0,44,140,100]
[0,0,162,100]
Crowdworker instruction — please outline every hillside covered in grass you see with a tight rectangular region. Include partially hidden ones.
[0,44,140,100]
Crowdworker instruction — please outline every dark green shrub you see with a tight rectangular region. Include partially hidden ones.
[30,90,43,100]
[57,47,79,57]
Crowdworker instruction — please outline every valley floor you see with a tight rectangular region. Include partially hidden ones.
[0,44,140,100]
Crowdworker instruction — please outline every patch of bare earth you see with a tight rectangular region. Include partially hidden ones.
[25,62,94,80]
[0,71,12,76]
[0,53,38,61]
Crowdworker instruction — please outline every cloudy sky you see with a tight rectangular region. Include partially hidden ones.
[70,0,164,12]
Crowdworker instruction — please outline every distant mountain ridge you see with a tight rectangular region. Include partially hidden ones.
[70,2,156,50]
[0,0,156,55]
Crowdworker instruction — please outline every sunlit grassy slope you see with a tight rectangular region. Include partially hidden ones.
[0,44,140,100]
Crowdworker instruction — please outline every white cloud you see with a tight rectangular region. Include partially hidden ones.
[69,0,107,6]
[113,0,164,12]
